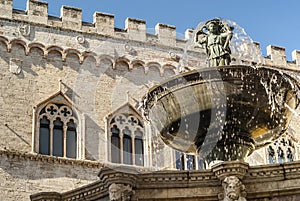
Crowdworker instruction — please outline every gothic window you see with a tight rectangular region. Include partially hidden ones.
[109,113,145,166]
[267,146,275,164]
[266,134,298,164]
[37,103,78,158]
[175,150,207,170]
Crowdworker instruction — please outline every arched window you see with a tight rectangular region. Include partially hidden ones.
[37,103,78,158]
[267,146,275,164]
[266,134,298,164]
[109,113,145,166]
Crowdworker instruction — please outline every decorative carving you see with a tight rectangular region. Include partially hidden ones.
[76,35,85,44]
[169,51,180,61]
[109,183,134,201]
[218,176,247,201]
[18,24,30,37]
[9,58,22,75]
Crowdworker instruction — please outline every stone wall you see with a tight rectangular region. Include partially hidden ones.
[0,150,102,201]
[1,0,300,201]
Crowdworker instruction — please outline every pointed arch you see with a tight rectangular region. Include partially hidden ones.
[105,103,146,166]
[266,133,299,164]
[33,90,84,160]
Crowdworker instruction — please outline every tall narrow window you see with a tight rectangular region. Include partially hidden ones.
[135,128,144,166]
[39,116,50,155]
[277,147,284,163]
[186,154,195,170]
[66,120,77,158]
[268,146,275,164]
[175,151,184,170]
[123,127,132,165]
[109,113,145,166]
[37,103,78,158]
[53,118,63,157]
[111,125,120,163]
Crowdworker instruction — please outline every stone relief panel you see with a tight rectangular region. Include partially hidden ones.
[218,176,247,201]
[109,183,134,201]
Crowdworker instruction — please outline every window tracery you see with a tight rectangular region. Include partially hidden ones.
[37,103,78,158]
[109,113,145,166]
[267,134,298,164]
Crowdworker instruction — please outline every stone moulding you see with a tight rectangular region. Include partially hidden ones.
[29,161,300,201]
[0,35,178,76]
[0,149,104,168]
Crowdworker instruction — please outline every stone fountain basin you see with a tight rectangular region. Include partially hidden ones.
[143,65,300,162]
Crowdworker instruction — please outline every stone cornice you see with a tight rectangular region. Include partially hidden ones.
[30,161,300,200]
[0,149,104,168]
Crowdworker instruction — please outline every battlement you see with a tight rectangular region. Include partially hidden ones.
[0,0,185,45]
[1,0,300,69]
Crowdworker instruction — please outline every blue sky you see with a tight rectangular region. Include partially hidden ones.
[13,0,300,60]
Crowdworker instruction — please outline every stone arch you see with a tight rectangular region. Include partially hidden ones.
[162,64,177,77]
[33,90,84,160]
[114,57,130,70]
[8,39,28,55]
[266,134,298,164]
[98,54,114,68]
[45,45,63,59]
[63,48,81,63]
[81,51,97,65]
[28,42,46,57]
[145,61,162,76]
[130,60,145,70]
[105,103,147,166]
[0,35,9,51]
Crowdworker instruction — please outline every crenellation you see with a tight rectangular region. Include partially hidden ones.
[93,12,115,36]
[0,0,12,19]
[26,0,48,25]
[266,45,287,66]
[60,6,82,30]
[253,41,261,57]
[184,29,194,40]
[155,23,176,46]
[292,50,300,66]
[125,17,146,41]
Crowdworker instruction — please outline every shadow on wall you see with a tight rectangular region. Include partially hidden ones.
[84,114,104,161]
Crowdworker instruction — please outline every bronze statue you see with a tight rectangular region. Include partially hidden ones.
[195,19,233,66]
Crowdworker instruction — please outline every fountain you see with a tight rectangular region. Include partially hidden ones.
[142,19,300,164]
